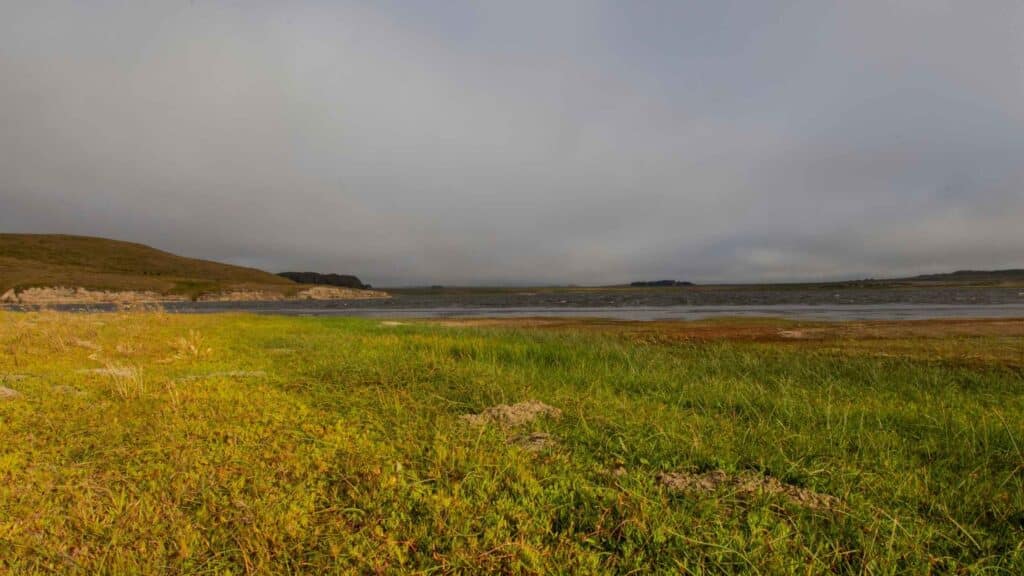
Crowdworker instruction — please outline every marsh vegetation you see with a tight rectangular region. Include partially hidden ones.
[0,312,1022,573]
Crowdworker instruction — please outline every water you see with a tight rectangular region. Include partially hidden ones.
[25,302,1023,321]
[12,287,1024,321]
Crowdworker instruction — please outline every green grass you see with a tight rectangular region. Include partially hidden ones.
[0,234,297,298]
[1,312,1022,573]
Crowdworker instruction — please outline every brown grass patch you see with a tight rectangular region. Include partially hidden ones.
[78,367,136,377]
[177,370,267,382]
[437,317,1024,341]
[51,384,84,396]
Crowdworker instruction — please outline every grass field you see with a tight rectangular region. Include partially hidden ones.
[0,311,1022,574]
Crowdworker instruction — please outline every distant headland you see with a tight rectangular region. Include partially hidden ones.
[0,233,386,304]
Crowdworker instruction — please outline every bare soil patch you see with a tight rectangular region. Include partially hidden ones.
[461,401,562,427]
[177,370,267,381]
[78,367,136,377]
[212,370,266,378]
[510,432,556,451]
[0,386,22,399]
[657,469,841,512]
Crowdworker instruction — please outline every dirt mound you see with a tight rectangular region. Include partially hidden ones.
[657,469,841,511]
[658,469,732,492]
[461,401,562,427]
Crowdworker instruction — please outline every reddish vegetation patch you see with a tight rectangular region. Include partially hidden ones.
[460,401,562,427]
[436,317,1024,367]
[437,317,1024,342]
[657,469,842,512]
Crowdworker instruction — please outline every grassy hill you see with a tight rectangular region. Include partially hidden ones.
[0,234,300,299]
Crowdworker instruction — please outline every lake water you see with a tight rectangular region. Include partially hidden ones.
[12,286,1024,321]
[158,303,1024,321]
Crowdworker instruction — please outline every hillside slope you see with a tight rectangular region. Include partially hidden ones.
[906,269,1024,283]
[0,234,300,299]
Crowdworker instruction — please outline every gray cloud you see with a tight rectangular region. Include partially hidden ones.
[2,1,1022,285]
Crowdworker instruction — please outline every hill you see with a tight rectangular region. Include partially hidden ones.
[278,271,367,289]
[904,269,1024,283]
[630,280,695,287]
[0,234,371,301]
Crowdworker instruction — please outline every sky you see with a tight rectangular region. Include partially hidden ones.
[2,1,1023,286]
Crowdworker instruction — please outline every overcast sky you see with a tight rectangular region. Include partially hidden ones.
[2,1,1022,285]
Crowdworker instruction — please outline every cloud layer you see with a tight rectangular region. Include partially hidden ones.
[2,1,1022,285]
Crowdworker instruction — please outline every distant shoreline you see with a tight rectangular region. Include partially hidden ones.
[0,286,389,306]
